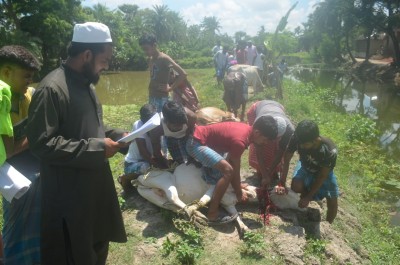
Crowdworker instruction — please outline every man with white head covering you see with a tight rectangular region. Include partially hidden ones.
[247,100,295,192]
[27,22,127,264]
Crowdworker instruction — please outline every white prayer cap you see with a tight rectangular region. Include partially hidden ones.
[274,116,287,138]
[72,22,112,43]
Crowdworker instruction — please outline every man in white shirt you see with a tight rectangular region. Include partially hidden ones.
[245,40,257,66]
[212,40,222,56]
[254,46,266,79]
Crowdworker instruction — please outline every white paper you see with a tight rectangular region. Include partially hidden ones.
[118,113,161,143]
[0,162,31,202]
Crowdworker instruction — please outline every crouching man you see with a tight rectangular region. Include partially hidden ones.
[186,117,278,225]
[288,120,339,223]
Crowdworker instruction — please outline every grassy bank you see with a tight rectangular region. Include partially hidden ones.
[103,68,400,264]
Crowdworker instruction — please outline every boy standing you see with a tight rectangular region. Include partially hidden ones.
[139,34,187,112]
[288,120,339,223]
[0,45,41,265]
[186,117,279,224]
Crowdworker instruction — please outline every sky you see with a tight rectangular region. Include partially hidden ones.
[82,0,321,36]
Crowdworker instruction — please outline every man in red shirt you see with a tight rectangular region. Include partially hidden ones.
[186,117,278,225]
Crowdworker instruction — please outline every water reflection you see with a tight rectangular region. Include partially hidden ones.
[95,71,149,106]
[290,66,400,159]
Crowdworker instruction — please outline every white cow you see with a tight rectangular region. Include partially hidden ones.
[228,64,264,92]
[134,163,303,234]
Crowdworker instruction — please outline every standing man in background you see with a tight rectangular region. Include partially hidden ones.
[245,40,257,66]
[27,22,127,265]
[212,40,222,56]
[139,34,187,112]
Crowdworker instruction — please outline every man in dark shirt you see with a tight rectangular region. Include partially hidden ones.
[288,120,339,223]
[27,22,127,264]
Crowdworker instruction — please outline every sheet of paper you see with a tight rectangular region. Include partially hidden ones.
[0,162,31,202]
[118,113,161,143]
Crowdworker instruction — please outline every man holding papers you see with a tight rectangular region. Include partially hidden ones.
[27,23,127,265]
[0,45,41,265]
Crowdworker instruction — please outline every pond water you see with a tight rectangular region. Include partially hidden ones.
[95,71,150,106]
[290,66,400,161]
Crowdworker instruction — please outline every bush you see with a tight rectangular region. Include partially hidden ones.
[346,114,379,143]
[177,57,214,69]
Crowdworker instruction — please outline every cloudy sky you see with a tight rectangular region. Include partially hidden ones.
[82,0,321,36]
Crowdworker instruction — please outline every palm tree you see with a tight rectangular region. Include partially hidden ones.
[201,16,221,36]
[149,5,172,43]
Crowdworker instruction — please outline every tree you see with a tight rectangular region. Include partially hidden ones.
[0,0,85,75]
[201,16,221,34]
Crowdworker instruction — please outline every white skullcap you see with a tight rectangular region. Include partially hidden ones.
[274,116,287,138]
[72,22,112,43]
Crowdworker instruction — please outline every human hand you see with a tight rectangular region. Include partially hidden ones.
[237,190,248,202]
[298,197,311,208]
[274,185,288,195]
[104,138,124,158]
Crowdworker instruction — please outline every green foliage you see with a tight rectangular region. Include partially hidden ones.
[161,219,203,264]
[318,34,337,64]
[277,78,400,262]
[305,238,327,258]
[346,114,379,143]
[240,231,266,258]
[177,57,214,69]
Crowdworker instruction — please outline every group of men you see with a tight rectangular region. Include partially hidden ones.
[212,40,265,83]
[0,21,339,265]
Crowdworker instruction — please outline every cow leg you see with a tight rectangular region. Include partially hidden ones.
[223,205,249,238]
[184,186,214,217]
[164,185,187,210]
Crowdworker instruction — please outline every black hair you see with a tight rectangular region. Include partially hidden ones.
[67,42,110,58]
[295,120,320,144]
[162,101,187,125]
[0,45,41,71]
[139,34,157,46]
[253,115,278,140]
[139,104,156,123]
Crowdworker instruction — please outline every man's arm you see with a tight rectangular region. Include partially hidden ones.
[136,138,153,164]
[298,167,330,208]
[168,59,187,92]
[280,151,294,186]
[27,87,122,168]
[184,107,197,134]
[227,154,246,202]
[7,137,28,158]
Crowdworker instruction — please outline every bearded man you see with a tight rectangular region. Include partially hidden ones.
[27,22,127,265]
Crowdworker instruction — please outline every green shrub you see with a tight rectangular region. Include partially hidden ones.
[346,114,379,143]
[177,57,214,69]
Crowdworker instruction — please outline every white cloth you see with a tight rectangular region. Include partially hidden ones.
[212,45,222,56]
[0,162,31,202]
[161,116,188,139]
[246,45,257,65]
[72,22,112,43]
[214,51,228,69]
[125,120,153,163]
[254,53,265,70]
[274,116,287,138]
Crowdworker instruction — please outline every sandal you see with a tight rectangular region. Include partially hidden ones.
[207,213,239,226]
